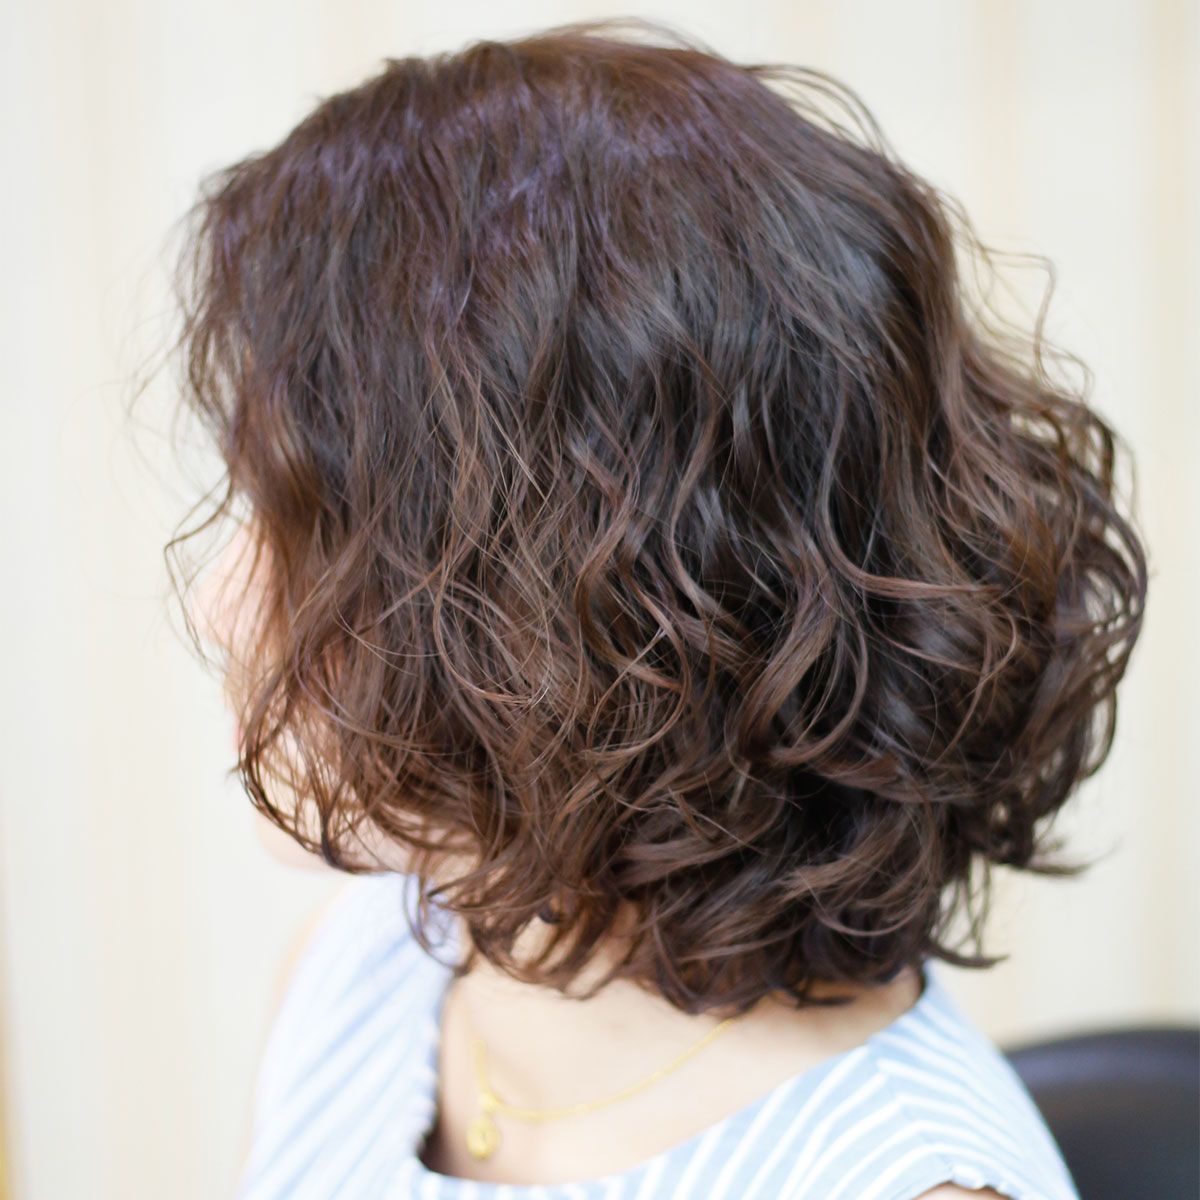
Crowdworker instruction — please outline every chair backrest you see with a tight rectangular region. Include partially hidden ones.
[1001,1025,1199,1200]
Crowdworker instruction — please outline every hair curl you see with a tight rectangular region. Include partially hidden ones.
[159,17,1149,1018]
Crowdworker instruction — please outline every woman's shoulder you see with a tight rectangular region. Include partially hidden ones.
[852,963,1082,1200]
[247,872,447,1120]
[272,871,447,1021]
[235,873,455,1198]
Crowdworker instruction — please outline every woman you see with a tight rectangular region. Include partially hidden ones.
[171,17,1146,1200]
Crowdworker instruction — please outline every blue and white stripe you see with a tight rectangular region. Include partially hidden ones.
[234,873,1080,1200]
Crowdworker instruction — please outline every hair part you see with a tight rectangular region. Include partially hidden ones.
[159,17,1149,1018]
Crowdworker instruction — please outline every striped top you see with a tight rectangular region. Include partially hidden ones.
[234,872,1081,1200]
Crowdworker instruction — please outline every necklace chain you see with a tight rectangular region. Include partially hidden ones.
[463,1006,743,1160]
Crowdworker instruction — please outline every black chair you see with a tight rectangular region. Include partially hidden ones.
[1001,1025,1199,1200]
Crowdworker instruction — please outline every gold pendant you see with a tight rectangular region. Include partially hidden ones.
[466,1111,500,1159]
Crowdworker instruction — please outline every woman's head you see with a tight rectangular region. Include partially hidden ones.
[166,18,1148,1017]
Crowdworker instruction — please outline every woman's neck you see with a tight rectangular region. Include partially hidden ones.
[423,907,925,1184]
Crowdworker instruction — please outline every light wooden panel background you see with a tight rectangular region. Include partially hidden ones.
[0,3,1195,1198]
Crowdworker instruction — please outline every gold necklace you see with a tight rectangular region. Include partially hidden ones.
[463,1006,743,1160]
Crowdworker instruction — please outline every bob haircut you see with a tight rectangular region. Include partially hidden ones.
[163,17,1148,1018]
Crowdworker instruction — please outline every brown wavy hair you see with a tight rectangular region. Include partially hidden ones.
[158,17,1149,1018]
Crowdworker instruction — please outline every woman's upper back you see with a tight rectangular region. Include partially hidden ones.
[234,873,1081,1200]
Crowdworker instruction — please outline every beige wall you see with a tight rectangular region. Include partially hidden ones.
[1,3,1196,1198]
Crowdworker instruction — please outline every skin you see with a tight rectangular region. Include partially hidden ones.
[421,916,925,1184]
[189,520,931,1187]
